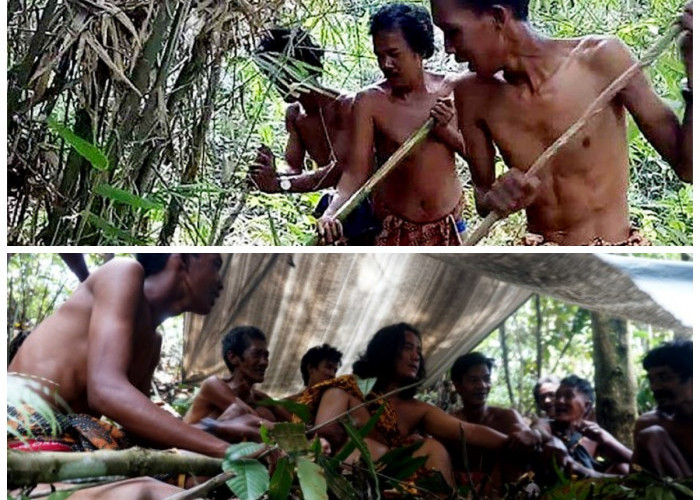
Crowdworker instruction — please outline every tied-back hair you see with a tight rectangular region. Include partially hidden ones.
[353,322,425,399]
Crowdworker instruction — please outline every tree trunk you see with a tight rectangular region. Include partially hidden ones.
[499,323,516,408]
[590,312,637,448]
[535,295,542,379]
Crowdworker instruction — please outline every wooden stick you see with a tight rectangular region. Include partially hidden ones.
[309,117,436,245]
[7,448,222,488]
[463,23,682,246]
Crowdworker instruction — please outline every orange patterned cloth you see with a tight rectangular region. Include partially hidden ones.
[523,227,651,246]
[8,403,130,452]
[373,195,466,246]
[295,374,403,447]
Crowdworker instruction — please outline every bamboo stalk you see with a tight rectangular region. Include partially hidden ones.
[7,448,222,488]
[309,117,436,245]
[463,23,682,246]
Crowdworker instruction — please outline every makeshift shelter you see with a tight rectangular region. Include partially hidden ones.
[183,253,692,398]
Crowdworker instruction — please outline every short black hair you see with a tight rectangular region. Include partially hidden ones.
[136,254,171,277]
[533,375,560,405]
[300,344,343,386]
[222,326,266,373]
[454,0,530,21]
[353,322,425,399]
[559,374,594,406]
[450,352,494,385]
[370,3,435,59]
[257,27,323,78]
[643,340,692,382]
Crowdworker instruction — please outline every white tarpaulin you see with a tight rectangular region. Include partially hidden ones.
[182,253,691,398]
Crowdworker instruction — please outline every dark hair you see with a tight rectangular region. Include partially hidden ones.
[300,344,343,386]
[455,0,530,21]
[136,254,171,277]
[257,27,323,78]
[369,3,435,59]
[533,375,560,405]
[352,322,425,399]
[643,340,692,382]
[222,326,266,372]
[559,374,594,406]
[450,352,494,385]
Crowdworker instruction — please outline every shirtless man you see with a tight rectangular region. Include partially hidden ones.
[431,0,693,245]
[184,326,291,437]
[449,353,539,493]
[8,254,229,498]
[309,323,509,487]
[287,343,343,401]
[317,3,468,246]
[249,28,353,195]
[633,340,692,478]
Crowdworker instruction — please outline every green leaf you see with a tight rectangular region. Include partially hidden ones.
[225,459,270,500]
[223,442,266,465]
[47,116,108,170]
[260,423,273,445]
[341,418,380,498]
[377,442,426,480]
[270,422,310,454]
[317,455,358,500]
[354,376,376,397]
[47,492,74,500]
[268,456,294,500]
[85,212,144,244]
[266,207,281,245]
[94,184,162,211]
[297,457,329,500]
[258,397,311,423]
[332,405,384,466]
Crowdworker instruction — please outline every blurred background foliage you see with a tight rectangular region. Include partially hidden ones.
[7,0,692,245]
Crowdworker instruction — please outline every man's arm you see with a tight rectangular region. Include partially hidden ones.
[430,97,466,158]
[602,35,692,182]
[86,262,229,458]
[317,91,376,243]
[422,402,508,450]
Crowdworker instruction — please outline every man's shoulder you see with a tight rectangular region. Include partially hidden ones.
[569,35,633,73]
[487,405,523,424]
[286,102,303,122]
[89,258,145,289]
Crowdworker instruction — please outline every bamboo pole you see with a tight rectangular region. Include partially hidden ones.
[309,117,436,245]
[7,448,222,488]
[463,23,682,246]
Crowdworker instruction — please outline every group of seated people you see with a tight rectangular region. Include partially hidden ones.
[7,254,692,498]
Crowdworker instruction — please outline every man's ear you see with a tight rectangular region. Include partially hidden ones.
[227,351,239,367]
[490,5,508,29]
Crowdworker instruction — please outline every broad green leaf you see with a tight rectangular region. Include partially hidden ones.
[270,422,310,453]
[317,455,358,500]
[94,184,162,211]
[47,117,108,170]
[268,456,294,500]
[260,423,273,445]
[376,442,426,481]
[225,459,269,500]
[354,376,376,397]
[342,418,379,498]
[223,442,266,465]
[332,405,384,466]
[258,397,311,423]
[297,457,329,500]
[85,212,144,244]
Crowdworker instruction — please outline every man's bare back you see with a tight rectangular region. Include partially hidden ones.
[10,259,161,415]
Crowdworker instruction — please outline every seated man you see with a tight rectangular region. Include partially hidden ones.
[287,343,343,401]
[184,326,291,439]
[449,353,539,493]
[534,375,632,478]
[301,323,510,487]
[431,0,692,245]
[8,254,230,497]
[632,340,692,478]
[317,3,468,246]
[533,375,559,419]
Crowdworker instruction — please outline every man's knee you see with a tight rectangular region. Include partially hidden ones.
[635,425,669,450]
[69,477,183,500]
